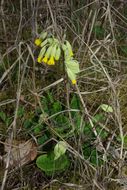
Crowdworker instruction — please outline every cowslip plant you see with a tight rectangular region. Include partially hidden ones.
[36,141,69,175]
[34,31,80,84]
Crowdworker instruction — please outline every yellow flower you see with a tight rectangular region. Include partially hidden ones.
[72,79,76,84]
[42,56,48,63]
[37,56,42,63]
[47,56,55,65]
[34,38,42,46]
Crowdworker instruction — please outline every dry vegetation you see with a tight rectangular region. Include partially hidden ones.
[1,0,127,189]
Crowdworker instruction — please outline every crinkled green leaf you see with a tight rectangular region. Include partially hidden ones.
[66,40,72,51]
[64,49,70,60]
[100,104,113,113]
[66,67,76,81]
[36,153,69,175]
[54,141,67,160]
[66,60,80,74]
[66,40,73,55]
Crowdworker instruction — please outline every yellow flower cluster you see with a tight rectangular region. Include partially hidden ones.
[63,41,78,85]
[34,32,61,65]
[34,31,80,85]
[36,53,55,65]
[41,55,55,65]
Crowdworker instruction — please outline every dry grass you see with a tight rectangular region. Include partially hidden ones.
[0,0,127,189]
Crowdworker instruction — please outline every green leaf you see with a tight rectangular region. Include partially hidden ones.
[41,96,49,113]
[5,117,12,127]
[66,67,76,81]
[34,127,41,134]
[17,106,25,117]
[52,101,62,113]
[23,119,32,128]
[100,130,108,139]
[39,113,48,123]
[36,153,69,175]
[66,40,72,52]
[66,60,80,74]
[65,40,73,56]
[124,136,127,145]
[93,25,104,38]
[92,114,105,123]
[100,104,113,113]
[96,127,108,139]
[0,111,6,122]
[54,141,67,160]
[47,91,54,103]
[0,112,12,126]
[70,95,80,109]
[55,115,70,129]
[37,135,48,145]
[74,113,82,130]
[84,124,93,136]
[83,144,103,166]
[120,46,127,55]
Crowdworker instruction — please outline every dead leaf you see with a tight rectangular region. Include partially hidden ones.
[3,139,37,168]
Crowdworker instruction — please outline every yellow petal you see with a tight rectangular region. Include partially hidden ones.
[42,56,48,63]
[34,38,42,46]
[69,50,74,57]
[37,57,42,63]
[47,56,55,65]
[72,79,76,84]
